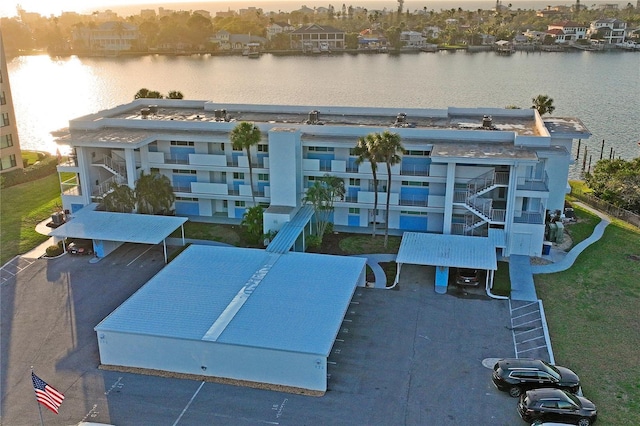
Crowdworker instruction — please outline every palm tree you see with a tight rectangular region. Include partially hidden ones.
[354,133,381,238]
[230,122,262,205]
[167,90,184,99]
[376,131,404,247]
[134,88,163,99]
[102,182,135,213]
[135,171,175,214]
[303,174,345,240]
[532,94,556,116]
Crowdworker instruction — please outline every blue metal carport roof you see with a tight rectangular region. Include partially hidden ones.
[95,245,366,356]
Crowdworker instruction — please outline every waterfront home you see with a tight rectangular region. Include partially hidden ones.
[400,31,426,49]
[589,18,628,45]
[266,22,295,40]
[546,21,588,43]
[71,21,139,53]
[290,24,345,51]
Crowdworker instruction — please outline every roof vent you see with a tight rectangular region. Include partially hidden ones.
[148,105,158,114]
[307,110,319,124]
[214,109,227,122]
[482,115,494,128]
[141,108,151,119]
[396,112,407,124]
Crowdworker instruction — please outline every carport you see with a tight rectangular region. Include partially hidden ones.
[49,205,187,263]
[94,245,367,394]
[394,232,498,294]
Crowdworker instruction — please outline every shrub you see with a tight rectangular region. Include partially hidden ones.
[1,154,58,188]
[45,245,63,257]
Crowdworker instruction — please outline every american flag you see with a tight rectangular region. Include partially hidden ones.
[32,372,65,414]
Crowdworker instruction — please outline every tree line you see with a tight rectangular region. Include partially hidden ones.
[2,4,639,54]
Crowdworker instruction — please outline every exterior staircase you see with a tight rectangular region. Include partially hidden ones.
[453,170,508,235]
[92,154,127,198]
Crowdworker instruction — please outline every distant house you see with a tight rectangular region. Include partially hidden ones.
[357,29,387,50]
[72,21,139,52]
[523,29,547,43]
[210,31,266,52]
[546,21,587,43]
[193,10,211,19]
[422,26,442,39]
[290,24,345,51]
[400,31,426,49]
[267,22,295,40]
[589,18,627,44]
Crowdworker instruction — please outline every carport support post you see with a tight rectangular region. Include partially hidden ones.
[435,266,449,294]
[393,262,402,286]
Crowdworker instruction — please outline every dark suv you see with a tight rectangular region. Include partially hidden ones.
[454,268,481,286]
[518,388,597,426]
[492,358,580,397]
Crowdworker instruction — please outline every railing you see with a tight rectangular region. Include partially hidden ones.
[61,176,81,196]
[346,165,359,173]
[172,185,192,193]
[344,196,358,203]
[96,154,126,178]
[518,171,549,191]
[400,165,430,176]
[92,174,126,197]
[399,196,428,207]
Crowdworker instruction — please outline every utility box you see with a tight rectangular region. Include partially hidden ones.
[542,241,552,255]
[548,222,558,242]
[555,222,564,244]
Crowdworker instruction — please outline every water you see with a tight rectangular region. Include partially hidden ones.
[6,50,640,178]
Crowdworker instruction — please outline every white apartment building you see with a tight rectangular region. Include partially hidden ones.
[54,100,590,258]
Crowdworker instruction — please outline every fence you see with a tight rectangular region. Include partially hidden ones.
[570,186,640,229]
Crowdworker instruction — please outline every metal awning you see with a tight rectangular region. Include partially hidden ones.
[49,205,187,262]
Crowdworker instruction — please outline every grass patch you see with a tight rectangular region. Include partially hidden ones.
[0,173,62,265]
[169,222,242,246]
[565,204,602,249]
[491,261,511,296]
[536,221,640,426]
[338,234,401,254]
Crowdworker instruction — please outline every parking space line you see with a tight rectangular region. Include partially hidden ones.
[517,345,547,354]
[513,319,542,329]
[126,245,155,266]
[519,335,546,344]
[172,381,205,426]
[514,327,543,337]
[511,310,540,320]
[510,301,538,311]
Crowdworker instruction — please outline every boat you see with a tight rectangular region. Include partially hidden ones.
[616,41,640,51]
[245,42,261,58]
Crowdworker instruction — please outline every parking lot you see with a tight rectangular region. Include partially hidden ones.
[1,244,524,425]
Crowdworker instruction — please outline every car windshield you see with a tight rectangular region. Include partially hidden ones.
[540,360,562,380]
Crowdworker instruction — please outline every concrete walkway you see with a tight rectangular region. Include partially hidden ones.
[509,202,611,301]
[351,253,397,288]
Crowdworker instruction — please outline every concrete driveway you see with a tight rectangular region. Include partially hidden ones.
[1,246,523,425]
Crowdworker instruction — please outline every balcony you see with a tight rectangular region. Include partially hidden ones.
[517,171,549,191]
[399,196,428,207]
[400,165,430,176]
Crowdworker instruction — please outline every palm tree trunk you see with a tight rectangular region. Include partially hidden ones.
[384,163,392,247]
[246,148,256,205]
[371,169,378,238]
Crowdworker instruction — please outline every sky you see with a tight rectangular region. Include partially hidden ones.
[1,1,199,18]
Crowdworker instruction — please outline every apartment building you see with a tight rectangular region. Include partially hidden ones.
[0,31,23,173]
[54,100,590,257]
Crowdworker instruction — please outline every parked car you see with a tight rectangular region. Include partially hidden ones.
[454,268,481,286]
[492,358,580,397]
[68,240,94,256]
[518,388,597,426]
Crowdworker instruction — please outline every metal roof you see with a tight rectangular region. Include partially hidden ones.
[396,232,498,270]
[266,205,315,254]
[49,207,187,244]
[95,245,366,356]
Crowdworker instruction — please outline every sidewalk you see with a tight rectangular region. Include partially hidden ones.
[510,202,611,301]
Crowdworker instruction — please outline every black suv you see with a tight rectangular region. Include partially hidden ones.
[518,388,597,426]
[492,358,580,397]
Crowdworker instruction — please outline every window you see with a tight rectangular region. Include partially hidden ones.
[172,169,196,174]
[348,208,360,214]
[400,211,427,216]
[349,178,360,186]
[235,201,245,207]
[258,173,269,181]
[170,141,194,146]
[0,91,5,105]
[308,146,334,152]
[403,150,430,156]
[176,197,197,201]
[257,144,268,152]
[1,113,9,127]
[1,134,13,148]
[233,172,244,179]
[401,181,428,187]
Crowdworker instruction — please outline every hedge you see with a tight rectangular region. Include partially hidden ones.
[1,154,58,188]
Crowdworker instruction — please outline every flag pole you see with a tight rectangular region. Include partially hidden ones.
[31,367,46,426]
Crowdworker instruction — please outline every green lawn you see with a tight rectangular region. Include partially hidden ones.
[0,174,62,265]
[536,220,640,426]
